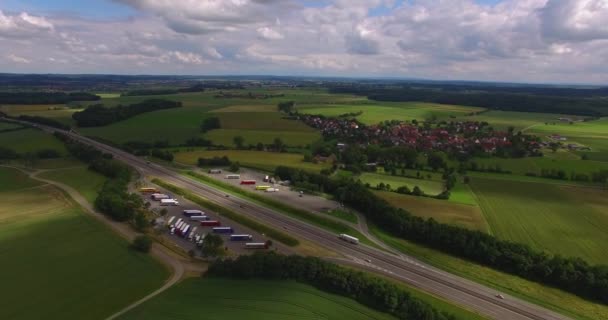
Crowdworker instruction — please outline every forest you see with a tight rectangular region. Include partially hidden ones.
[0,91,99,104]
[72,99,182,127]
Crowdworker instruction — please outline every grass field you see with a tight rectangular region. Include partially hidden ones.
[0,167,167,320]
[470,176,608,264]
[453,110,581,131]
[359,172,444,195]
[0,121,23,130]
[374,190,489,232]
[0,128,68,155]
[175,149,329,172]
[119,278,396,320]
[38,166,107,203]
[0,104,77,125]
[472,156,608,177]
[299,102,483,124]
[371,225,608,320]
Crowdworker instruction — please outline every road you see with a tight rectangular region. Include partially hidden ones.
[20,122,572,320]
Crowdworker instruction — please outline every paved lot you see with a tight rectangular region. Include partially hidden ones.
[139,185,286,256]
[202,168,341,214]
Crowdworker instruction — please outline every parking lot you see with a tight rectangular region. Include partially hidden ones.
[140,185,285,256]
[202,168,341,214]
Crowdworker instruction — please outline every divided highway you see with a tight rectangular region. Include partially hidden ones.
[26,122,572,320]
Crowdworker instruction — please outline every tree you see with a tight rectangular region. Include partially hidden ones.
[273,137,285,152]
[159,208,168,216]
[229,161,240,173]
[132,235,152,253]
[134,211,150,232]
[201,117,220,132]
[256,142,264,151]
[201,233,224,257]
[233,136,245,149]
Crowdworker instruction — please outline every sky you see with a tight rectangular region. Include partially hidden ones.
[0,0,607,84]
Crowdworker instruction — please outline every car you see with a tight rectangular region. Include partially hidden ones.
[495,294,505,299]
[364,258,372,263]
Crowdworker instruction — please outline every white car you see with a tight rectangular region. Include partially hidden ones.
[495,294,505,300]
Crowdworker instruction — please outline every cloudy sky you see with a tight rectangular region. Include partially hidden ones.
[0,0,607,84]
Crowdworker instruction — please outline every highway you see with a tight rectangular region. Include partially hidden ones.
[23,122,572,320]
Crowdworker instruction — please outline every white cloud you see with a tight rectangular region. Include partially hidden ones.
[0,10,54,37]
[257,27,283,40]
[6,54,30,64]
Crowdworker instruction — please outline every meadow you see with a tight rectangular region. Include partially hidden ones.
[0,121,23,131]
[453,110,579,131]
[0,128,68,155]
[175,149,330,172]
[299,102,483,125]
[0,167,167,320]
[471,156,608,176]
[118,278,396,320]
[39,166,107,203]
[469,176,608,265]
[374,190,488,232]
[358,172,445,195]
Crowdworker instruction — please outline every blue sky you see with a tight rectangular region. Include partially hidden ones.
[0,0,607,84]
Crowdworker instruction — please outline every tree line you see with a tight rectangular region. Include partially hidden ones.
[274,165,608,305]
[0,91,99,104]
[121,83,206,96]
[208,252,459,320]
[14,115,71,130]
[329,85,608,117]
[72,99,182,127]
[55,132,142,221]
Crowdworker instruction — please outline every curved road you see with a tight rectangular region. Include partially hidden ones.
[13,122,572,320]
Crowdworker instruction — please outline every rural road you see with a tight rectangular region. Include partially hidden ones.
[6,120,574,320]
[1,165,188,320]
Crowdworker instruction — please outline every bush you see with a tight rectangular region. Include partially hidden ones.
[132,235,152,253]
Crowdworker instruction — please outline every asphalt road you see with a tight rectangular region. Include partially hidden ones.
[23,122,572,320]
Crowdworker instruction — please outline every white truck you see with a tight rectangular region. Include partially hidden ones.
[151,193,170,200]
[160,199,179,206]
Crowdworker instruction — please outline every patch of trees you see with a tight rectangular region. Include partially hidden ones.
[150,149,174,162]
[0,147,19,159]
[121,84,206,96]
[274,165,608,304]
[200,117,221,132]
[524,169,608,184]
[277,101,295,113]
[0,91,100,104]
[208,252,458,320]
[328,85,608,116]
[72,99,182,127]
[56,132,141,222]
[132,235,152,253]
[198,156,231,167]
[17,115,70,130]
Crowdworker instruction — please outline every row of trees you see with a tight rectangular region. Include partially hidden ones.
[0,91,99,104]
[121,84,205,97]
[56,132,142,222]
[329,85,608,116]
[16,115,70,130]
[274,165,608,304]
[197,156,231,167]
[72,99,182,127]
[208,252,458,320]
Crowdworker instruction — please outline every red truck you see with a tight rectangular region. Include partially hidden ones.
[240,180,256,185]
[200,220,221,227]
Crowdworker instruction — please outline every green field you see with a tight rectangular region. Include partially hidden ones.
[39,166,107,203]
[472,156,608,177]
[175,149,329,172]
[299,102,483,124]
[453,110,581,131]
[359,172,445,195]
[0,167,167,320]
[374,190,488,232]
[371,226,608,320]
[470,176,608,264]
[0,121,23,131]
[0,128,68,155]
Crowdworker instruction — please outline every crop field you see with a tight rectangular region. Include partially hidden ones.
[175,149,330,172]
[0,121,23,131]
[118,278,396,320]
[371,226,608,320]
[206,129,320,147]
[299,102,483,124]
[39,166,107,203]
[452,110,580,131]
[0,128,68,155]
[0,167,167,320]
[573,137,608,161]
[0,104,78,125]
[374,190,488,232]
[469,176,608,265]
[472,156,608,176]
[358,172,444,195]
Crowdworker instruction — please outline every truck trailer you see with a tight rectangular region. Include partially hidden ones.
[200,220,221,227]
[338,233,359,244]
[240,180,256,185]
[230,234,253,241]
[212,227,234,234]
[183,209,204,217]
[190,215,210,221]
[160,199,179,206]
[245,242,269,249]
[225,174,240,179]
[151,193,170,200]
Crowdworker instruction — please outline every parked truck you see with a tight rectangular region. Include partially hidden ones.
[190,215,209,221]
[240,180,256,185]
[245,242,269,249]
[200,220,221,227]
[230,234,253,241]
[212,227,234,234]
[160,199,179,206]
[183,209,204,217]
[151,193,170,200]
[225,174,240,179]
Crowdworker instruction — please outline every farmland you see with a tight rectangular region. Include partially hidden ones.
[0,128,68,155]
[38,166,107,203]
[374,190,488,232]
[452,110,583,131]
[0,167,167,320]
[118,278,390,320]
[175,149,330,172]
[298,102,483,124]
[471,156,608,176]
[470,176,608,265]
